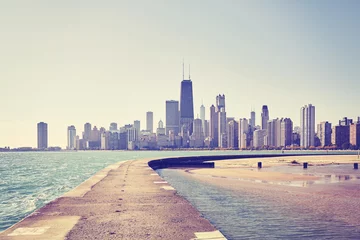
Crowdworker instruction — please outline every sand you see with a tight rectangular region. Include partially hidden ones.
[180,155,360,227]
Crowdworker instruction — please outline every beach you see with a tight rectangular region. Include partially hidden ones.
[179,155,360,228]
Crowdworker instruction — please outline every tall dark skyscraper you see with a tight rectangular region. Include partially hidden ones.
[261,105,269,130]
[37,122,48,149]
[180,67,194,134]
[166,100,180,136]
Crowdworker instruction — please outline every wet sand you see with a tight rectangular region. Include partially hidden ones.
[181,155,360,227]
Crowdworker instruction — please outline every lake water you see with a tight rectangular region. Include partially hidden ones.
[158,168,360,239]
[0,150,256,231]
[0,150,357,236]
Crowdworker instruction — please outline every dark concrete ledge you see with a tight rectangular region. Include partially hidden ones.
[147,153,339,170]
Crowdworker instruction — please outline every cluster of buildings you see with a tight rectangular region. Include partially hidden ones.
[36,66,360,151]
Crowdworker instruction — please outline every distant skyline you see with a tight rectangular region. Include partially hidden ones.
[1,1,359,148]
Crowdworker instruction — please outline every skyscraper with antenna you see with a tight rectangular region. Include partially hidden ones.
[180,61,194,140]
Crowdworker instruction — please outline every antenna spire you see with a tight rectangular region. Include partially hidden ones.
[189,64,191,80]
[182,59,184,80]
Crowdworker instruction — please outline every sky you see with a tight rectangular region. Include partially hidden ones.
[1,0,359,148]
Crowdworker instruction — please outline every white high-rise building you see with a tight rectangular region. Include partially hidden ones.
[218,108,227,148]
[200,104,205,136]
[253,129,267,148]
[190,118,204,148]
[238,118,249,149]
[67,125,76,150]
[300,104,316,148]
[227,120,239,148]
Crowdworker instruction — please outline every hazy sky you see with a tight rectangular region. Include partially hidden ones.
[1,1,359,148]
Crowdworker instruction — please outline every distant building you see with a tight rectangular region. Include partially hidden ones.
[250,111,256,129]
[216,94,225,111]
[200,104,206,136]
[67,125,76,150]
[332,125,350,148]
[267,119,280,147]
[109,123,118,131]
[101,132,110,150]
[280,118,293,147]
[83,123,92,141]
[227,120,239,149]
[209,104,218,147]
[156,120,168,148]
[317,121,332,147]
[300,104,315,148]
[239,118,249,149]
[339,117,353,126]
[146,111,154,133]
[253,129,267,148]
[180,79,194,135]
[218,108,227,148]
[134,120,140,139]
[204,120,210,138]
[261,105,269,130]
[350,123,360,148]
[190,118,204,148]
[37,122,48,149]
[166,100,180,136]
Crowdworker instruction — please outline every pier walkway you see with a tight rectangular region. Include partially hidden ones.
[0,159,224,240]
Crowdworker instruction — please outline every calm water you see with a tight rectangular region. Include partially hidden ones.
[0,151,357,234]
[158,168,360,239]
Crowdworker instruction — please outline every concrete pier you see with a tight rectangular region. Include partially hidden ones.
[0,159,223,240]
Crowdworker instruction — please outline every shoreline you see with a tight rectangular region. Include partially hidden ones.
[178,155,360,228]
[1,153,359,239]
[0,156,226,239]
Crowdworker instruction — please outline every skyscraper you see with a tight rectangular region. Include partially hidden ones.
[300,104,316,148]
[37,122,48,149]
[83,122,92,141]
[261,105,269,130]
[67,125,76,150]
[190,118,204,148]
[317,121,332,147]
[134,120,140,139]
[109,123,118,131]
[250,111,256,129]
[209,105,218,147]
[218,108,227,148]
[166,100,180,136]
[216,94,225,111]
[239,118,249,149]
[180,76,194,135]
[200,104,205,136]
[280,118,293,147]
[146,111,153,133]
[350,123,360,148]
[227,120,239,149]
[253,129,267,148]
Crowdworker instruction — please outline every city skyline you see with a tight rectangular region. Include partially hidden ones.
[1,1,360,148]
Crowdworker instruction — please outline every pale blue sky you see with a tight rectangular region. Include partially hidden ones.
[1,1,359,148]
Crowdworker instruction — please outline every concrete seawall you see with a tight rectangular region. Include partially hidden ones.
[0,153,354,240]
